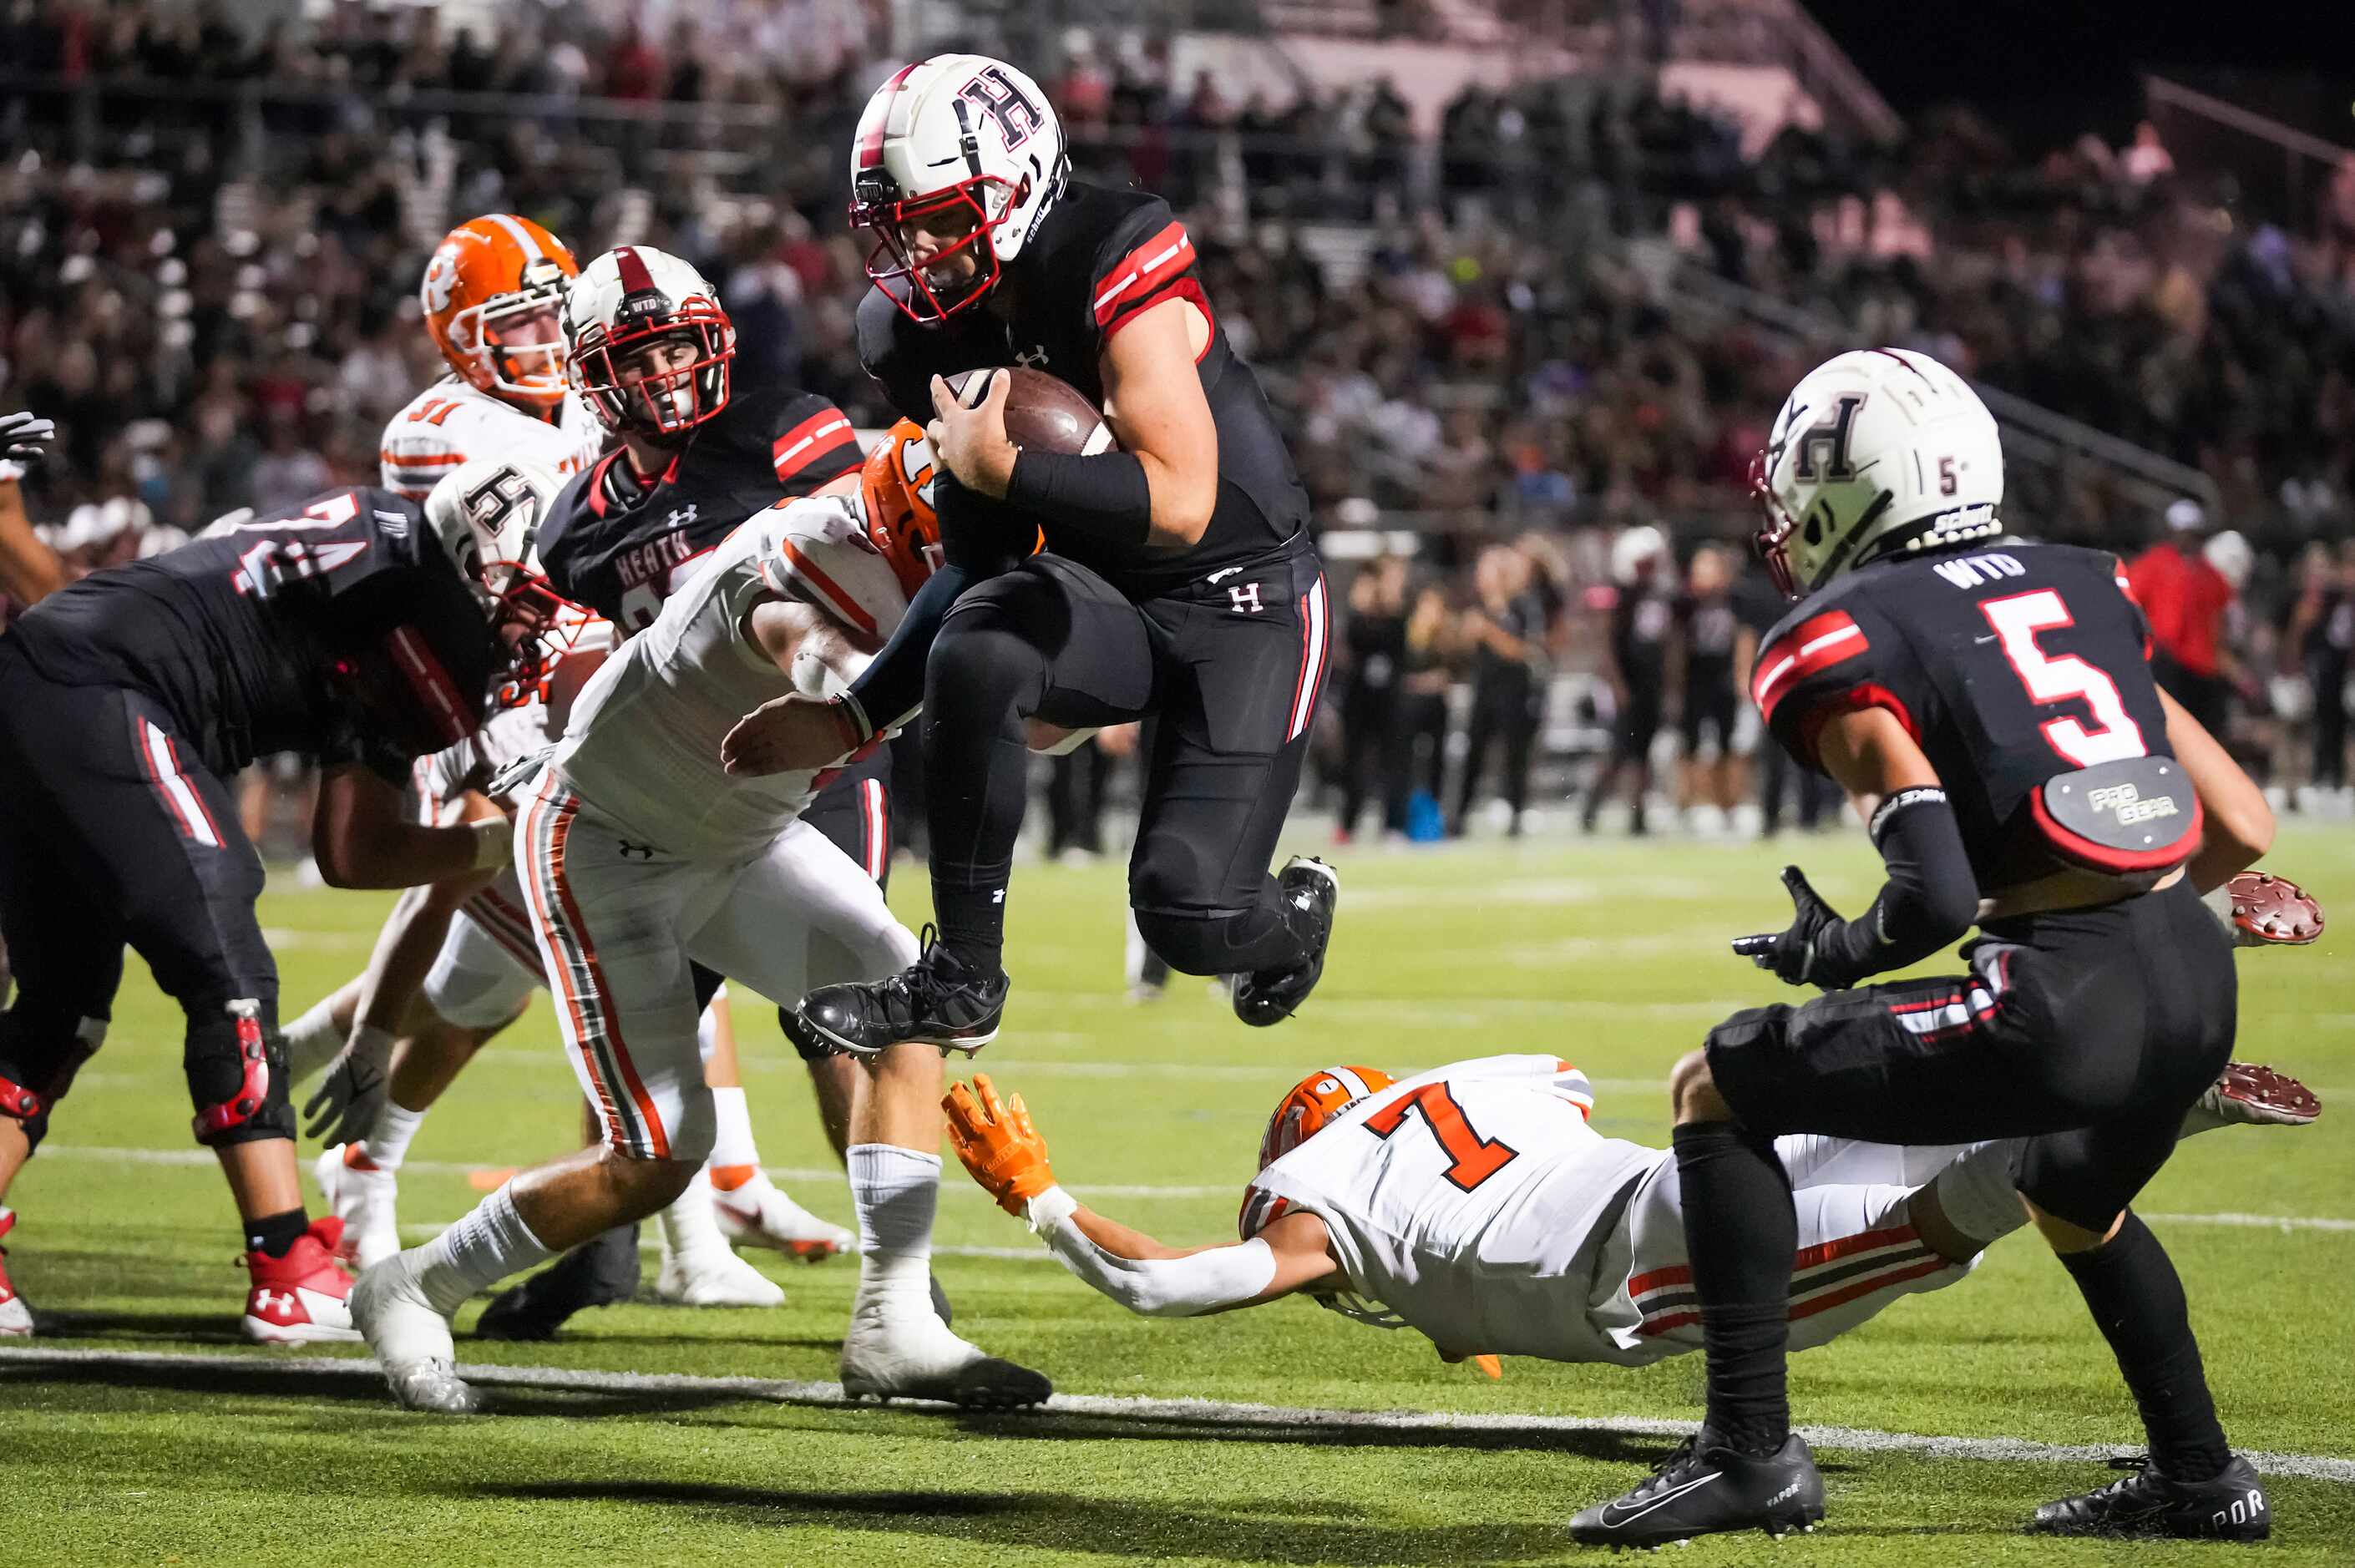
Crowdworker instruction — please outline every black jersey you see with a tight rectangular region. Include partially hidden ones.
[1677,590,1740,685]
[855,180,1311,597]
[1611,585,1675,686]
[1751,541,2170,887]
[7,486,497,780]
[538,377,862,630]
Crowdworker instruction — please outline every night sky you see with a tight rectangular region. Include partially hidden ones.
[1799,1,2355,150]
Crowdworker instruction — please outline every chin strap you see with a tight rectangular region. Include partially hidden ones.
[191,999,271,1143]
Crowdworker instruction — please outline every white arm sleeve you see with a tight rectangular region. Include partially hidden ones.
[1026,1187,1278,1318]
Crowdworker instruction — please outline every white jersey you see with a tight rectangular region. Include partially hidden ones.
[551,493,910,858]
[413,699,555,823]
[1241,1055,1666,1363]
[379,376,605,502]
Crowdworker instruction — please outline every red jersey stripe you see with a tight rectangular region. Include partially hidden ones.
[1091,222,1195,328]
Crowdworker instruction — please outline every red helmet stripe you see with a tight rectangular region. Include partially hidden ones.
[858,61,922,170]
[614,245,659,296]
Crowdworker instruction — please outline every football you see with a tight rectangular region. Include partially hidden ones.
[945,366,1118,457]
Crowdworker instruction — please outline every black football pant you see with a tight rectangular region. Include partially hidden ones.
[0,648,289,1151]
[1706,878,2236,1232]
[1452,669,1537,828]
[922,551,1329,977]
[1333,681,1398,838]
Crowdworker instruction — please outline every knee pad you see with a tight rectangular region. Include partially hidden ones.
[422,935,536,1033]
[1132,907,1252,977]
[0,1007,107,1153]
[933,583,1052,713]
[185,996,291,1146]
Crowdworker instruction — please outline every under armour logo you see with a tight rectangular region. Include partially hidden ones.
[618,840,656,860]
[253,1289,293,1316]
[1014,345,1051,369]
[666,503,697,531]
[1228,583,1264,614]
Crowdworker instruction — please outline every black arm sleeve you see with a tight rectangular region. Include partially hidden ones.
[839,476,1029,736]
[1816,787,1980,984]
[1002,448,1154,546]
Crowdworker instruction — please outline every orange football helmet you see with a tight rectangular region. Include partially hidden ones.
[858,418,943,599]
[1259,1065,1396,1173]
[421,214,580,410]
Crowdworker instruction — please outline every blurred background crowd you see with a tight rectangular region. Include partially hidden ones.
[3,0,2353,853]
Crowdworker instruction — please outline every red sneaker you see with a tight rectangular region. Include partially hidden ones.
[0,1209,31,1336]
[241,1217,362,1344]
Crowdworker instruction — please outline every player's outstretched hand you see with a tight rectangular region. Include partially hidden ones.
[1731,865,1847,989]
[2220,870,2324,948]
[927,372,1019,499]
[721,692,859,776]
[302,1025,393,1149]
[0,410,57,463]
[943,1074,1057,1217]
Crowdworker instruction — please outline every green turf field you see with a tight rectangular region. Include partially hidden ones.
[9,820,2353,1565]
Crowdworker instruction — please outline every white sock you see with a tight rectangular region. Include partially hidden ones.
[280,999,344,1084]
[656,1170,729,1262]
[365,1101,429,1170]
[848,1143,939,1309]
[1928,1140,2028,1247]
[412,1185,552,1318]
[709,1086,759,1171]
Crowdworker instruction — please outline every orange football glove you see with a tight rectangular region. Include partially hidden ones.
[943,1074,1056,1217]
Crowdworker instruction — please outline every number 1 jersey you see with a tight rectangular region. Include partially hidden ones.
[1749,542,2170,888]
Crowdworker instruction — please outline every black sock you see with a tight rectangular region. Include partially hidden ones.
[1672,1121,1796,1454]
[2057,1211,2231,1481]
[928,882,1010,976]
[921,624,1044,978]
[245,1207,308,1258]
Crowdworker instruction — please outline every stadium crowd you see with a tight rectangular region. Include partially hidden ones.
[3,2,2353,843]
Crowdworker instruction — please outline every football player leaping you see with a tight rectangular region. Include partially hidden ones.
[1575,349,2297,1545]
[723,54,1338,1053]
[352,429,1050,1413]
[942,1045,2314,1390]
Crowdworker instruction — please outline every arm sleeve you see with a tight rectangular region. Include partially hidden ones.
[839,474,1028,735]
[1002,447,1154,547]
[1812,786,1980,984]
[1026,1187,1279,1318]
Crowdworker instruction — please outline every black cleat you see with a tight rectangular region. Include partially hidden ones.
[1232,857,1340,1028]
[799,926,1007,1055]
[2028,1454,2270,1540]
[1567,1430,1824,1549]
[472,1222,641,1341]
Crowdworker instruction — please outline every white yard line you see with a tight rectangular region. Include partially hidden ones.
[35,1144,2355,1227]
[1,1344,2348,1484]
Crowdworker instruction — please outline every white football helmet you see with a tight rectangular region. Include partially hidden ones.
[849,53,1069,324]
[1611,524,1668,585]
[425,457,577,700]
[565,245,735,438]
[1752,347,2004,598]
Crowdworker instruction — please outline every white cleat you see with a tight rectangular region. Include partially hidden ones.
[653,1247,786,1308]
[314,1145,403,1270]
[711,1170,853,1260]
[0,1209,33,1336]
[351,1257,478,1414]
[838,1292,1051,1409]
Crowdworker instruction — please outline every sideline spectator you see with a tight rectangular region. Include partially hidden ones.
[1581,525,1673,836]
[2128,499,2236,736]
[1674,542,1742,823]
[1334,555,1410,843]
[1451,544,1547,837]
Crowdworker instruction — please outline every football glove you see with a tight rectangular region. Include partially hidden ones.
[1731,865,1853,989]
[943,1074,1056,1217]
[0,410,56,464]
[301,1024,395,1150]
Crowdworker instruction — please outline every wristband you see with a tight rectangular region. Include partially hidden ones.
[1003,448,1154,547]
[467,817,513,872]
[1026,1184,1080,1234]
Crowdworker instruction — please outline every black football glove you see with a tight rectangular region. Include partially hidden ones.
[1731,865,1854,989]
[0,411,57,464]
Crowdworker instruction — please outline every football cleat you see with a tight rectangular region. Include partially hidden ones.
[799,927,1008,1055]
[241,1218,362,1344]
[0,1209,32,1336]
[838,1291,1051,1409]
[2221,871,2322,947]
[711,1169,852,1259]
[2028,1454,2270,1540]
[313,1144,403,1270]
[653,1245,785,1308]
[2181,1062,2322,1136]
[1567,1430,1825,1548]
[472,1223,641,1342]
[352,1258,479,1414]
[1231,857,1340,1028]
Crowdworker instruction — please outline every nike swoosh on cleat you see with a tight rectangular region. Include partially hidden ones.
[1598,1471,1721,1529]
